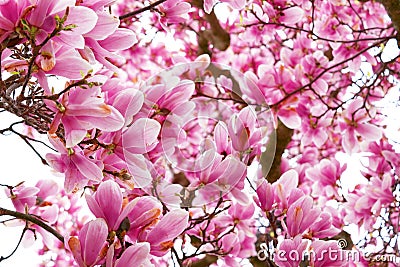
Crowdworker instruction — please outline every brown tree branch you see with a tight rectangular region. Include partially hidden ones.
[261,119,293,183]
[192,0,230,54]
[0,207,64,243]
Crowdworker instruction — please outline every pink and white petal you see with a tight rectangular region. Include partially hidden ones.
[356,123,381,141]
[28,0,52,27]
[313,129,328,147]
[146,209,189,244]
[71,153,103,182]
[105,244,115,267]
[86,194,107,220]
[67,236,85,267]
[55,33,86,50]
[48,56,93,79]
[204,0,218,14]
[85,11,119,40]
[278,169,299,191]
[122,118,161,154]
[278,108,301,129]
[40,205,59,224]
[36,179,59,198]
[87,107,125,132]
[124,154,152,188]
[112,89,144,126]
[49,0,76,14]
[64,6,97,35]
[281,6,304,24]
[314,78,328,94]
[66,130,88,149]
[80,219,108,266]
[221,0,246,10]
[46,153,66,173]
[342,130,358,154]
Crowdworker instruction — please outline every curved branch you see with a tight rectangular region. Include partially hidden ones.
[0,207,64,243]
[119,0,167,20]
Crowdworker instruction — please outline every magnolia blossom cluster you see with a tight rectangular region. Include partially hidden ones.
[0,0,399,266]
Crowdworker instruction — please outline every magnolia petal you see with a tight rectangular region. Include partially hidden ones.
[95,180,123,229]
[277,108,301,129]
[112,89,144,126]
[48,56,92,79]
[85,11,119,40]
[124,153,152,188]
[71,153,103,182]
[146,209,189,244]
[356,123,381,141]
[281,6,304,25]
[86,106,125,132]
[64,6,97,35]
[86,194,107,221]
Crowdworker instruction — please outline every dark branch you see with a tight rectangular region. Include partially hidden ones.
[119,0,167,20]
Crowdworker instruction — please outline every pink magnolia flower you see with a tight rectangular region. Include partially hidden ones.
[48,85,125,148]
[297,103,333,147]
[274,169,299,211]
[214,121,232,156]
[340,98,382,154]
[27,2,98,49]
[158,0,191,27]
[86,180,138,231]
[126,196,163,240]
[46,134,104,192]
[309,212,340,239]
[284,195,321,237]
[36,42,92,79]
[305,158,346,198]
[254,179,274,212]
[344,174,394,229]
[121,118,161,188]
[5,183,39,212]
[227,106,264,153]
[66,218,109,267]
[279,6,304,25]
[0,0,30,42]
[189,153,247,205]
[274,236,308,267]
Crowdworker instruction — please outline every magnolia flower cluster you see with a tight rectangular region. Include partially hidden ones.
[1,0,399,266]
